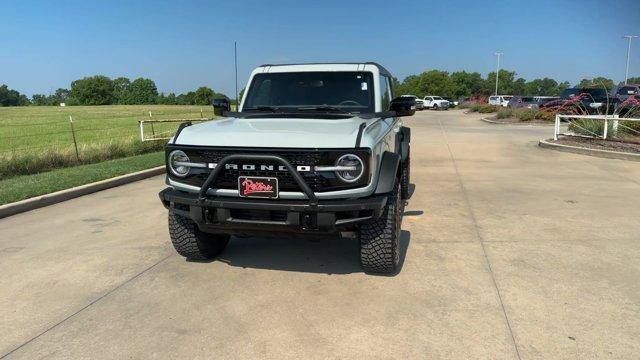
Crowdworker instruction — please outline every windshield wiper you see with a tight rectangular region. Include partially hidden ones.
[296,106,352,114]
[244,106,280,112]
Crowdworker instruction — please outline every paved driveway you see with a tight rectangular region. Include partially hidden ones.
[1,110,639,359]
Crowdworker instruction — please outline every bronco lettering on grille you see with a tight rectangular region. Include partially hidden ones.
[222,164,311,172]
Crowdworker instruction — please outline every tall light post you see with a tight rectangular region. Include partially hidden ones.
[494,52,503,95]
[623,35,638,84]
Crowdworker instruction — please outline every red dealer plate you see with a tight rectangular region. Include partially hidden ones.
[238,176,279,199]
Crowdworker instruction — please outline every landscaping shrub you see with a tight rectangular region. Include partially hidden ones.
[478,105,499,113]
[534,110,556,121]
[516,110,536,121]
[496,108,513,119]
[618,120,640,137]
[568,119,614,137]
[467,104,482,112]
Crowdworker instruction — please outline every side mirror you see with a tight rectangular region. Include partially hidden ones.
[390,97,416,117]
[212,98,230,116]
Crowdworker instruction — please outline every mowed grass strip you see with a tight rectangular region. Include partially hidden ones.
[0,151,165,205]
[0,105,215,152]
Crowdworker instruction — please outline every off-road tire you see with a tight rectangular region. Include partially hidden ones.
[359,182,402,273]
[433,104,439,110]
[400,149,411,200]
[168,211,229,260]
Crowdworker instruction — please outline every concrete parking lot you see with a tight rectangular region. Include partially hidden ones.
[1,110,639,359]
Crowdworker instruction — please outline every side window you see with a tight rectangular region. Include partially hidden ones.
[380,76,392,110]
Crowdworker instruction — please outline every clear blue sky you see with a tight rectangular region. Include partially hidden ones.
[2,0,639,97]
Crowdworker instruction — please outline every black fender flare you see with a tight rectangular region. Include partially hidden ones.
[394,126,411,162]
[374,151,401,194]
[399,126,411,162]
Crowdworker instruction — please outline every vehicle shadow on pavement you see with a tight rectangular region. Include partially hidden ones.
[214,230,410,276]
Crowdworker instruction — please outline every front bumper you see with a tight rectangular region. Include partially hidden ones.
[159,188,387,235]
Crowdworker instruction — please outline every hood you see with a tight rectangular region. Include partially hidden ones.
[174,116,371,148]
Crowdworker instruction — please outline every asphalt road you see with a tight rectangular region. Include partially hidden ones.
[1,110,639,359]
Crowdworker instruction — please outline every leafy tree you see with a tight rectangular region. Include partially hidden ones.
[157,92,177,105]
[192,86,227,105]
[129,78,158,104]
[577,77,614,90]
[486,70,516,95]
[524,78,559,96]
[69,75,115,105]
[177,91,196,105]
[47,88,70,105]
[557,81,571,93]
[416,70,453,97]
[113,77,131,104]
[449,71,484,98]
[626,77,640,85]
[0,84,30,106]
[31,94,48,105]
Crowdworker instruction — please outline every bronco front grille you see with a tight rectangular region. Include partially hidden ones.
[167,146,370,193]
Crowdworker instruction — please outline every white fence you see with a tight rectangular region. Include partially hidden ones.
[553,114,640,140]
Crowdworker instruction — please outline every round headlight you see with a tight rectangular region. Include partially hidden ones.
[335,154,364,183]
[169,150,190,177]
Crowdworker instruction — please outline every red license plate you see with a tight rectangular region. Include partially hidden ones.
[238,176,279,199]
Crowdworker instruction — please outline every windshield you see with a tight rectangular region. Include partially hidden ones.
[433,96,443,100]
[243,71,375,113]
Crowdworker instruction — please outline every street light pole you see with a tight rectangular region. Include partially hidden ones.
[494,52,503,95]
[623,35,638,84]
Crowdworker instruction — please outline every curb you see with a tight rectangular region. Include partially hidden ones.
[481,117,553,126]
[538,139,640,162]
[0,166,166,219]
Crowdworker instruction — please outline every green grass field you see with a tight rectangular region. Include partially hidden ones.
[0,105,215,154]
[0,151,164,205]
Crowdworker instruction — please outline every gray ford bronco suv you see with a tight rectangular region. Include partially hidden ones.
[159,63,415,273]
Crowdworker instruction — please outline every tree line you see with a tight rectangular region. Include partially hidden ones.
[394,70,640,99]
[1,72,638,107]
[0,75,229,107]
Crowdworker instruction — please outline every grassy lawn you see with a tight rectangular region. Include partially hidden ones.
[0,151,164,205]
[0,105,215,154]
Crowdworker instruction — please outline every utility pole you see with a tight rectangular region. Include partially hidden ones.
[623,35,638,84]
[494,52,503,95]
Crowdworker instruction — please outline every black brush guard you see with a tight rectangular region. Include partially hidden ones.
[197,154,318,207]
[160,154,386,234]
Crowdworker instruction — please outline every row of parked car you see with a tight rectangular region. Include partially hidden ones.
[488,83,640,115]
[400,95,459,110]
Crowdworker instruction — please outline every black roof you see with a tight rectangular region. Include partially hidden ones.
[257,62,393,77]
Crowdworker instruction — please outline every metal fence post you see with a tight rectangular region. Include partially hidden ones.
[69,116,80,161]
[603,118,608,139]
[554,114,560,140]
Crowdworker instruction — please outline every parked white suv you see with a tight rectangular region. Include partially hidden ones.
[160,62,414,274]
[488,95,513,107]
[422,96,450,110]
